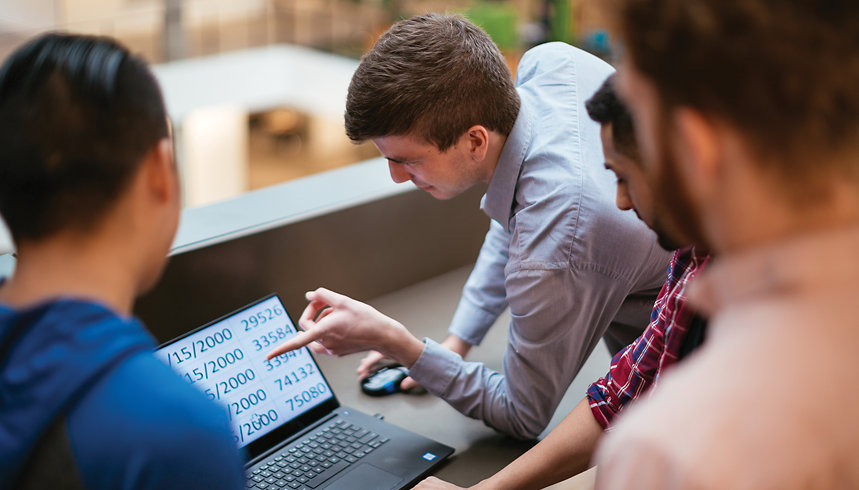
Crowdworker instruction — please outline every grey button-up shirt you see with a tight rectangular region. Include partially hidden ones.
[408,43,672,439]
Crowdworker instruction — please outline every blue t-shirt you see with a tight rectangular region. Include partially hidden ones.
[0,298,245,489]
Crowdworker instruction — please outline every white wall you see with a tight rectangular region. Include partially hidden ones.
[180,105,249,208]
[0,0,57,30]
[1,0,267,38]
[0,217,12,256]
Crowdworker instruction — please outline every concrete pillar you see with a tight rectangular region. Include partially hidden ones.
[180,105,249,208]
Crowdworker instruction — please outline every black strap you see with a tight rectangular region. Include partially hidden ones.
[16,416,87,490]
[678,314,707,360]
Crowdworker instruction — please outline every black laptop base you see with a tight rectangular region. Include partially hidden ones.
[246,407,454,490]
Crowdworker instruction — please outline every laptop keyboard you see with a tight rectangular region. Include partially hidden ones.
[246,418,390,489]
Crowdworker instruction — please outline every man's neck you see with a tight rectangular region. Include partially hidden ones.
[715,177,859,255]
[482,131,508,184]
[0,233,140,315]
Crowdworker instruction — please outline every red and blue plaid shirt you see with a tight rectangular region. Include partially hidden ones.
[587,246,710,429]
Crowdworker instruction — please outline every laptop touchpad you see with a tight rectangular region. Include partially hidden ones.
[326,463,402,490]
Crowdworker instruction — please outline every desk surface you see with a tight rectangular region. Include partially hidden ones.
[311,265,610,488]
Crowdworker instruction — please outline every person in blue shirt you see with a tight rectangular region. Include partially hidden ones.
[267,13,671,440]
[0,33,245,489]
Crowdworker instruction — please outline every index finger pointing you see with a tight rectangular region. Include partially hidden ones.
[266,329,323,359]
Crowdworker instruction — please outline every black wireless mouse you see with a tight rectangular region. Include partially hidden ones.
[360,365,409,396]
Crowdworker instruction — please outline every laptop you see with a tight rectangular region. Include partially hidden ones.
[155,293,454,489]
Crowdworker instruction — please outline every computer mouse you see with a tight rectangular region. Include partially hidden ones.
[360,365,409,396]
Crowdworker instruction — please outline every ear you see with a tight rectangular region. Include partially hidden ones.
[464,125,490,162]
[141,138,177,203]
[672,108,720,189]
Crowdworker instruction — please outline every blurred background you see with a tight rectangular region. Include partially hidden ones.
[0,0,613,210]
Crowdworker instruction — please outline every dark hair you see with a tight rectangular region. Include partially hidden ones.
[0,32,168,242]
[345,13,520,151]
[585,74,638,159]
[606,0,859,185]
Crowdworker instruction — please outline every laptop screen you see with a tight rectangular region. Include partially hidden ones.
[155,294,336,450]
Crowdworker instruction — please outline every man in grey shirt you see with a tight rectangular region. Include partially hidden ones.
[268,13,670,439]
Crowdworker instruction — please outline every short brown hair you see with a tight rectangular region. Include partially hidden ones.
[607,0,859,183]
[345,13,520,151]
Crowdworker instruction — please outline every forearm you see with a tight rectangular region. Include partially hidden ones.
[441,334,472,358]
[479,398,602,490]
[415,267,633,439]
[448,221,511,345]
[408,339,547,439]
[379,321,426,369]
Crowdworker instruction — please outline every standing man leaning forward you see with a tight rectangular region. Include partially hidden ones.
[269,13,670,440]
[0,33,244,489]
[417,75,712,489]
[593,0,859,488]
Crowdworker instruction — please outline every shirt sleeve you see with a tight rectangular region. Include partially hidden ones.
[410,265,635,440]
[586,335,649,430]
[447,220,511,345]
[134,414,247,490]
[69,355,246,490]
[587,250,689,429]
[587,307,670,429]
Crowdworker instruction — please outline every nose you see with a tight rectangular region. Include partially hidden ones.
[615,183,633,211]
[388,161,412,184]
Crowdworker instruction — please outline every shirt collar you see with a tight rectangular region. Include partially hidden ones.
[481,102,532,231]
[689,223,859,316]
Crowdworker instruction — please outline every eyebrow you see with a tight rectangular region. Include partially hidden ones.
[604,162,626,178]
[386,155,417,165]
